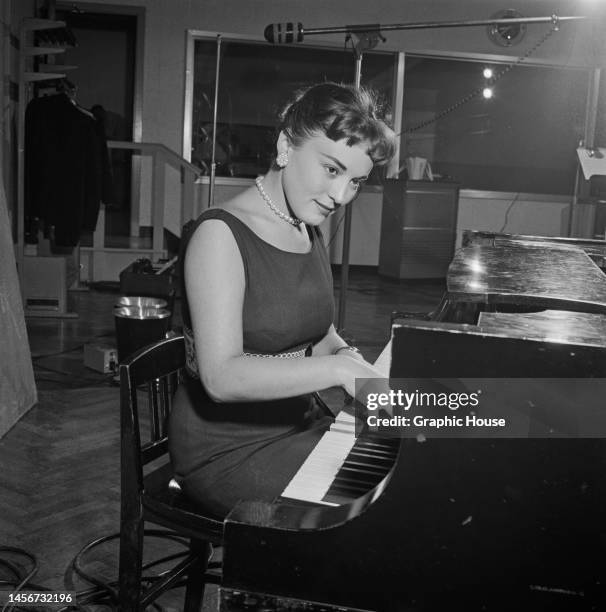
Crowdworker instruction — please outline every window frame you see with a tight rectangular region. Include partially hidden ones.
[400,52,595,195]
[182,29,402,186]
[183,30,597,195]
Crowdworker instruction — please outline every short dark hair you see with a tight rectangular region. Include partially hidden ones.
[278,82,396,166]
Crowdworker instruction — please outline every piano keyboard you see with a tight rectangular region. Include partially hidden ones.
[281,411,356,505]
[282,411,399,506]
[282,340,397,506]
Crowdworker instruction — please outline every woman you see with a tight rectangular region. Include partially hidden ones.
[169,82,396,517]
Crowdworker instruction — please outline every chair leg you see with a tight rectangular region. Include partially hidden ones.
[183,539,211,612]
[119,516,145,611]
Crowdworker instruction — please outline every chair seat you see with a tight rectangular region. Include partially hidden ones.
[143,463,224,543]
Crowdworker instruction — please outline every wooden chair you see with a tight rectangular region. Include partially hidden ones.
[119,334,223,611]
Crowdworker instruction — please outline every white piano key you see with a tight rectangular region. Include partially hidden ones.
[282,421,357,503]
[281,341,392,505]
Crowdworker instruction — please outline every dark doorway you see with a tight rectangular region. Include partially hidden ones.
[56,5,139,241]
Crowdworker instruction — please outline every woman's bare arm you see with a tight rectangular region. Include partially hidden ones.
[185,219,382,402]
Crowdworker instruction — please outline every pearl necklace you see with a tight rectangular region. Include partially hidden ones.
[255,176,301,227]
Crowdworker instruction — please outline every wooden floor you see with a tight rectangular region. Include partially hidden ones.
[0,268,445,611]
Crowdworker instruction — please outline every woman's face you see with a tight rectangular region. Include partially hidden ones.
[279,131,374,226]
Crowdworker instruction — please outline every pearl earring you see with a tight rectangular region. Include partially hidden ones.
[276,152,289,168]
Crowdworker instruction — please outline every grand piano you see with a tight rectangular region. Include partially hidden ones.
[219,238,606,612]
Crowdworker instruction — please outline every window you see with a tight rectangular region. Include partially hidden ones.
[402,56,590,195]
[186,34,396,180]
[185,34,593,197]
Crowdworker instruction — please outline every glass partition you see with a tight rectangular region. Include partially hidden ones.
[402,55,590,195]
[187,34,396,181]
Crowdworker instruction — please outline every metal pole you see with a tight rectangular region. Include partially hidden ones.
[582,69,601,238]
[336,54,363,333]
[208,34,221,208]
[300,15,583,38]
[570,69,601,237]
[16,21,27,291]
[568,164,580,237]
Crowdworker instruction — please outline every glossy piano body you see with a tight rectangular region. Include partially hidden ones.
[222,318,606,612]
[435,240,606,323]
[462,230,606,269]
[477,309,606,346]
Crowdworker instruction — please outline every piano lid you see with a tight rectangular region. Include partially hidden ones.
[447,242,606,314]
[462,230,606,260]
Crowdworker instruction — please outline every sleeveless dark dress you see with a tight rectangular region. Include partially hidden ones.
[168,208,335,517]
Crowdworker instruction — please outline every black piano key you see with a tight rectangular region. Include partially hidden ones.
[327,480,370,497]
[348,444,395,459]
[347,449,395,466]
[335,468,383,487]
[337,462,385,482]
[339,459,391,476]
[322,490,359,505]
[350,441,394,454]
[363,433,400,446]
[355,437,399,454]
[321,436,400,503]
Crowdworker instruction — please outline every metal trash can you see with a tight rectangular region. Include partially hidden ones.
[115,296,168,310]
[114,306,171,362]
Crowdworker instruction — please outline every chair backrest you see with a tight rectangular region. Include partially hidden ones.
[120,335,185,493]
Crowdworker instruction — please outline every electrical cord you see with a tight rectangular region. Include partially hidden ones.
[33,377,115,390]
[31,332,120,387]
[0,548,39,612]
[326,208,347,249]
[69,534,120,605]
[498,192,520,233]
[31,332,115,362]
[32,362,113,381]
[31,346,85,362]
[32,370,116,390]
[0,560,22,581]
[0,529,210,612]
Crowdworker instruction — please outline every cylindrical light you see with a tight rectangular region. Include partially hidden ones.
[483,67,493,79]
[482,87,493,99]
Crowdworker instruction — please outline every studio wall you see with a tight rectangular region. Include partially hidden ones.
[65,0,604,237]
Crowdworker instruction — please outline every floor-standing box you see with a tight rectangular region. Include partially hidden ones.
[379,179,459,279]
[22,255,76,317]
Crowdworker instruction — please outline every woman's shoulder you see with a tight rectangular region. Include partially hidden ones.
[194,188,261,227]
[186,190,260,249]
[222,188,267,226]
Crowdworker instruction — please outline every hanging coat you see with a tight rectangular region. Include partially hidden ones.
[25,93,105,247]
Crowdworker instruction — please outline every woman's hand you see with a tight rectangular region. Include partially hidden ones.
[333,354,387,399]
[313,325,369,365]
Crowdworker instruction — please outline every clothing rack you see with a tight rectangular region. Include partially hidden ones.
[16,17,80,318]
